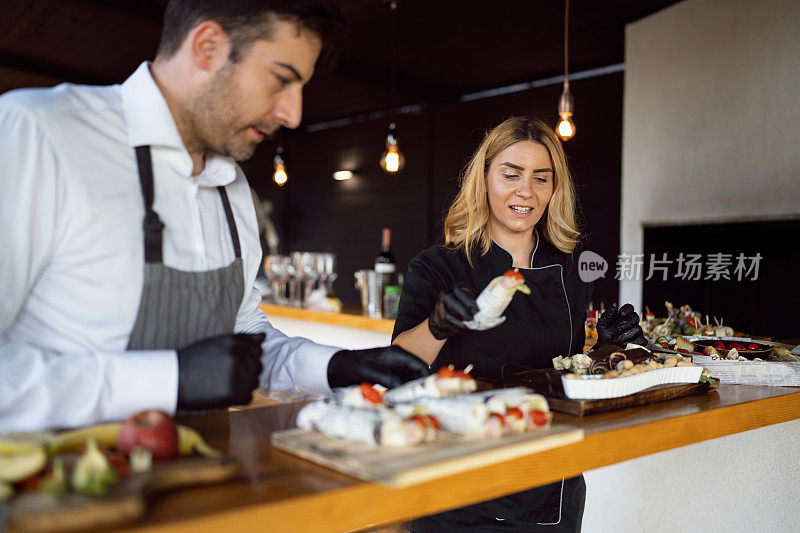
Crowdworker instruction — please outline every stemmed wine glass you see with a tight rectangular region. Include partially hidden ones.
[289,252,304,306]
[264,254,288,305]
[300,252,320,304]
[321,253,337,294]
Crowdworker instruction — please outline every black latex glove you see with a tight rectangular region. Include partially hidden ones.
[427,283,480,340]
[327,345,430,389]
[176,333,265,410]
[597,304,649,347]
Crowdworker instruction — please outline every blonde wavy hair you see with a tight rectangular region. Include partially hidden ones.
[443,117,580,263]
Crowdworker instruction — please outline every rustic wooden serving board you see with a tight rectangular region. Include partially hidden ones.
[6,456,240,533]
[271,424,583,488]
[478,369,719,416]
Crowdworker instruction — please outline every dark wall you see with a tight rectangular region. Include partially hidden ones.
[643,220,800,341]
[244,72,623,307]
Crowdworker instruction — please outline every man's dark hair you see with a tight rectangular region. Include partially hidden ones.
[156,0,346,71]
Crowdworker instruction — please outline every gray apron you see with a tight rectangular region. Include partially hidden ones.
[126,146,245,351]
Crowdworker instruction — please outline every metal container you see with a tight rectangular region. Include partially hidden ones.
[354,269,382,318]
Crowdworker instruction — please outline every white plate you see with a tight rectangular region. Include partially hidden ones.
[561,366,703,400]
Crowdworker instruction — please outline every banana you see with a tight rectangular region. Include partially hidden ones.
[48,422,219,457]
[49,423,122,455]
[177,425,221,457]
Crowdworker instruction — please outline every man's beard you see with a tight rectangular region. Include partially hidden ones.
[188,66,261,161]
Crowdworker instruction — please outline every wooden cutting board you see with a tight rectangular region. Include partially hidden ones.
[271,424,583,488]
[6,456,239,533]
[478,369,719,416]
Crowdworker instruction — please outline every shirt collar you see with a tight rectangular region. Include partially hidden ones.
[490,228,540,269]
[120,62,186,151]
[120,61,237,187]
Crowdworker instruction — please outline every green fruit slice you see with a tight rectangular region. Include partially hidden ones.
[0,445,48,483]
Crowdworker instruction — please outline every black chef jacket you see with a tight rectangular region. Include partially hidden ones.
[393,235,590,531]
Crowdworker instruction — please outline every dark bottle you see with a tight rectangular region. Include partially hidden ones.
[374,228,396,276]
[374,228,396,317]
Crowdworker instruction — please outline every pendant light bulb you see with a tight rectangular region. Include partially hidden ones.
[556,82,576,141]
[380,123,405,173]
[556,0,575,142]
[273,150,288,186]
[556,116,576,141]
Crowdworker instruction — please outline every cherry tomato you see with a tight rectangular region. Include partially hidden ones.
[730,342,746,351]
[506,407,524,420]
[489,412,505,427]
[410,414,427,430]
[503,270,524,282]
[360,383,382,404]
[104,450,131,478]
[747,343,760,351]
[437,367,456,378]
[713,341,726,350]
[530,410,550,427]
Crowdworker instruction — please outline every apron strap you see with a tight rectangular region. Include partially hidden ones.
[134,145,165,263]
[134,145,241,262]
[217,186,242,259]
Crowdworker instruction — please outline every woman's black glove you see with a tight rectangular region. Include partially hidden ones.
[427,283,479,340]
[176,333,265,409]
[328,345,430,389]
[597,304,649,347]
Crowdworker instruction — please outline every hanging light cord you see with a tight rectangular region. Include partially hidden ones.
[390,1,398,111]
[564,0,569,83]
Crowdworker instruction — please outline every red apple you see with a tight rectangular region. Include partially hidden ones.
[117,409,179,460]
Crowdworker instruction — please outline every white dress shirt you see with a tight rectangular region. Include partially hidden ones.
[0,62,337,432]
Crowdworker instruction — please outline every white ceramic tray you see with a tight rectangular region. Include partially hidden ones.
[561,366,703,400]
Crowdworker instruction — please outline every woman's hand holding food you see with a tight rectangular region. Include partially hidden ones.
[427,283,480,340]
[597,303,649,347]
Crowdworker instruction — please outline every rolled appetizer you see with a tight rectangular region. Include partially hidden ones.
[470,387,552,432]
[408,413,443,443]
[464,270,531,331]
[383,365,477,405]
[330,382,384,409]
[395,396,503,439]
[296,401,424,447]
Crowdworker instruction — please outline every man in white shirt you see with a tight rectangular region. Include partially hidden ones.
[0,0,428,432]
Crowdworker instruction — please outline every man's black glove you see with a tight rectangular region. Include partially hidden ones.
[597,304,649,347]
[327,345,430,389]
[427,283,480,340]
[176,333,265,409]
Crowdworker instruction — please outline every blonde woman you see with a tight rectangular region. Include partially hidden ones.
[392,117,644,532]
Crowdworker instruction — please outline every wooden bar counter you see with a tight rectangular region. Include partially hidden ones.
[122,384,800,533]
[259,303,395,333]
